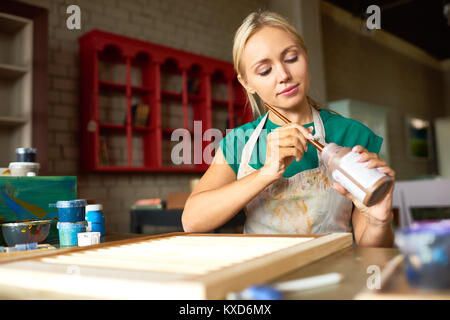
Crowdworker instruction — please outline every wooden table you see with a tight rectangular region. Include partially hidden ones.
[271,246,400,299]
[0,232,448,299]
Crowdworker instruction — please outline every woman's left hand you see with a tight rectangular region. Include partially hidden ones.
[332,145,396,224]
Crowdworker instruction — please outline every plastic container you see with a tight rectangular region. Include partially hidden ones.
[8,162,40,176]
[395,219,450,290]
[85,204,105,237]
[77,232,101,247]
[55,199,87,222]
[57,221,87,247]
[321,143,393,207]
[16,148,37,162]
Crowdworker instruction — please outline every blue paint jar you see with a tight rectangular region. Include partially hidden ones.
[57,221,87,247]
[85,204,105,237]
[56,199,87,222]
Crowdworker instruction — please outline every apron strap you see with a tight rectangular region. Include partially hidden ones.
[239,112,269,167]
[310,106,326,165]
[238,105,327,176]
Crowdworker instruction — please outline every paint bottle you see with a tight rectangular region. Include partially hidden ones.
[85,204,105,237]
[321,143,393,207]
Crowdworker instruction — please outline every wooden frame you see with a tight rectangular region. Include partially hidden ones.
[0,232,352,299]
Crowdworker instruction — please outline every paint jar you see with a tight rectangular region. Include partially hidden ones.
[16,148,37,162]
[395,220,450,289]
[321,143,393,207]
[85,204,105,237]
[57,221,87,247]
[8,162,40,176]
[56,199,87,222]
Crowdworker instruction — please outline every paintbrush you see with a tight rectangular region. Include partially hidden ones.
[264,103,324,152]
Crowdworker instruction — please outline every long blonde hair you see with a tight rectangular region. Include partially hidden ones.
[233,10,322,119]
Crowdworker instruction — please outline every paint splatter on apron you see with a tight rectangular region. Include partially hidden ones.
[237,106,353,235]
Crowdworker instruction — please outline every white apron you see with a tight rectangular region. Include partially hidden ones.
[237,107,353,235]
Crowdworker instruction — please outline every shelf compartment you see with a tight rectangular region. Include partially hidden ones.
[161,134,202,170]
[162,128,194,136]
[0,12,33,167]
[131,52,151,88]
[160,58,182,94]
[99,123,126,131]
[133,126,151,133]
[99,81,152,96]
[0,76,29,118]
[0,63,28,79]
[98,131,129,167]
[212,107,229,133]
[99,123,152,133]
[188,94,203,102]
[98,91,127,125]
[99,80,126,93]
[161,90,182,100]
[210,69,229,101]
[0,13,32,67]
[161,100,191,129]
[212,98,229,108]
[131,133,144,167]
[132,86,152,95]
[98,45,127,84]
[0,115,28,127]
[0,13,29,33]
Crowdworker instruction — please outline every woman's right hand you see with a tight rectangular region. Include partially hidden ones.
[259,123,314,180]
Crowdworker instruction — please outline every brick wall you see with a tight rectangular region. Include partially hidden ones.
[16,0,267,233]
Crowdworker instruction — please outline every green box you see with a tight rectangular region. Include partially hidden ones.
[0,176,77,245]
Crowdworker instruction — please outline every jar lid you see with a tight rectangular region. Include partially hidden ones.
[9,162,40,168]
[16,148,37,154]
[56,199,87,208]
[86,204,103,211]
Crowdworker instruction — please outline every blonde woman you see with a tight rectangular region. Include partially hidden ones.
[182,10,395,247]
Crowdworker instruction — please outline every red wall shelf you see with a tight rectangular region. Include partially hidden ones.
[79,30,251,173]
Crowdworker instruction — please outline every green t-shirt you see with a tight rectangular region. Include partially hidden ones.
[219,109,383,178]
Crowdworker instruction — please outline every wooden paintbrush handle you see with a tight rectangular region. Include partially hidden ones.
[264,103,325,152]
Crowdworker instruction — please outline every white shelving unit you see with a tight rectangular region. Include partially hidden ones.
[0,12,33,166]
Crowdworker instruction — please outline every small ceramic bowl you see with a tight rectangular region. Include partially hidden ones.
[1,219,52,246]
